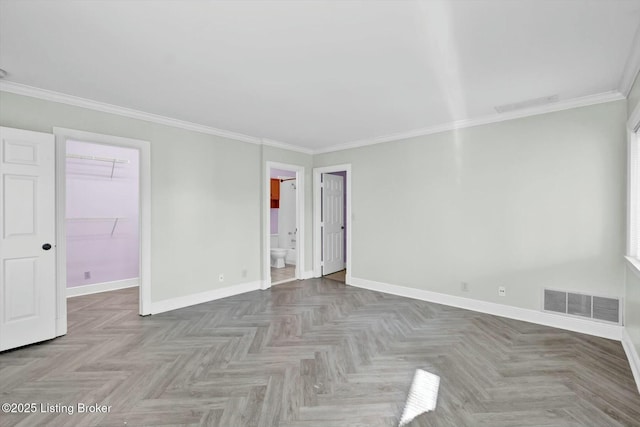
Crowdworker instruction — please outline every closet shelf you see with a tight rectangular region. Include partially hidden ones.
[66,153,130,179]
[66,217,125,236]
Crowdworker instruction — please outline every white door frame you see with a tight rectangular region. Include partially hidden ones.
[53,127,151,336]
[263,161,304,289]
[313,164,351,283]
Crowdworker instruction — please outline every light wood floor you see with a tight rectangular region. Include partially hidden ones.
[271,264,295,284]
[1,279,640,426]
[324,269,346,283]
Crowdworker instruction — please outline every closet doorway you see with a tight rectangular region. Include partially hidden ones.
[65,140,140,299]
[54,128,151,336]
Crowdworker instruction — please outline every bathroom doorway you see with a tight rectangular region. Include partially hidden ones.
[264,162,305,288]
[313,164,351,284]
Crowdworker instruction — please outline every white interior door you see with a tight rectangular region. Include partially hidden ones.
[322,173,344,275]
[0,127,56,351]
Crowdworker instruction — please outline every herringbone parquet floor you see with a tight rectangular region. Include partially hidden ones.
[1,279,639,427]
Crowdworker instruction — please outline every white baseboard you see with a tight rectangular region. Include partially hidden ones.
[349,277,623,341]
[150,280,262,315]
[622,329,640,394]
[67,278,138,298]
[302,270,315,279]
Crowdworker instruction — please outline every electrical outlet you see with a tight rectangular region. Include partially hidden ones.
[498,286,506,297]
[461,282,469,292]
[218,273,224,282]
[84,271,91,280]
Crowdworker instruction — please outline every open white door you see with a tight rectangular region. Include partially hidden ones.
[0,127,57,351]
[322,173,345,275]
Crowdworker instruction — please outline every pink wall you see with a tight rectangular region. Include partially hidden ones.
[66,140,139,287]
[270,168,296,234]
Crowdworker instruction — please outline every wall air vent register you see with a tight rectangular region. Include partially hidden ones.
[543,288,621,324]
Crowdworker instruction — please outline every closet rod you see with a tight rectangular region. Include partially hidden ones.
[66,154,130,164]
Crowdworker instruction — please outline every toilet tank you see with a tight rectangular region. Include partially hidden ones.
[270,234,279,248]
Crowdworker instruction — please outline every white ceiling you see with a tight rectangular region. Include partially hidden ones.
[1,0,639,152]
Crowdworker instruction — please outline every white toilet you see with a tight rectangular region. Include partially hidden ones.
[270,235,287,268]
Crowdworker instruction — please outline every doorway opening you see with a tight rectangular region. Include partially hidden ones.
[54,128,151,336]
[264,162,304,288]
[313,164,351,284]
[64,140,140,301]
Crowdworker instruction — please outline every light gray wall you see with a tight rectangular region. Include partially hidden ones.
[0,90,631,325]
[626,70,640,358]
[626,266,640,355]
[0,91,303,302]
[315,100,627,311]
[628,72,640,120]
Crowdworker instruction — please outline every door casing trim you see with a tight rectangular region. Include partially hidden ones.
[263,161,305,289]
[313,164,352,282]
[53,127,151,336]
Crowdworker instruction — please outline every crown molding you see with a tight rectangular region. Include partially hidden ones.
[0,81,316,155]
[314,91,625,154]
[0,81,626,156]
[0,81,263,145]
[261,138,314,155]
[619,24,640,97]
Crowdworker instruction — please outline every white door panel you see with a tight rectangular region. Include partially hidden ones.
[1,126,56,352]
[322,173,344,275]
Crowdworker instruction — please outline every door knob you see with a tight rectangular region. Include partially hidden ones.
[341,226,345,229]
[42,243,52,250]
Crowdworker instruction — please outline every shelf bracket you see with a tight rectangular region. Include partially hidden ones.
[110,218,119,236]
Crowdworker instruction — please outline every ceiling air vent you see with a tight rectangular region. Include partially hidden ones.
[495,94,559,114]
[542,288,621,325]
